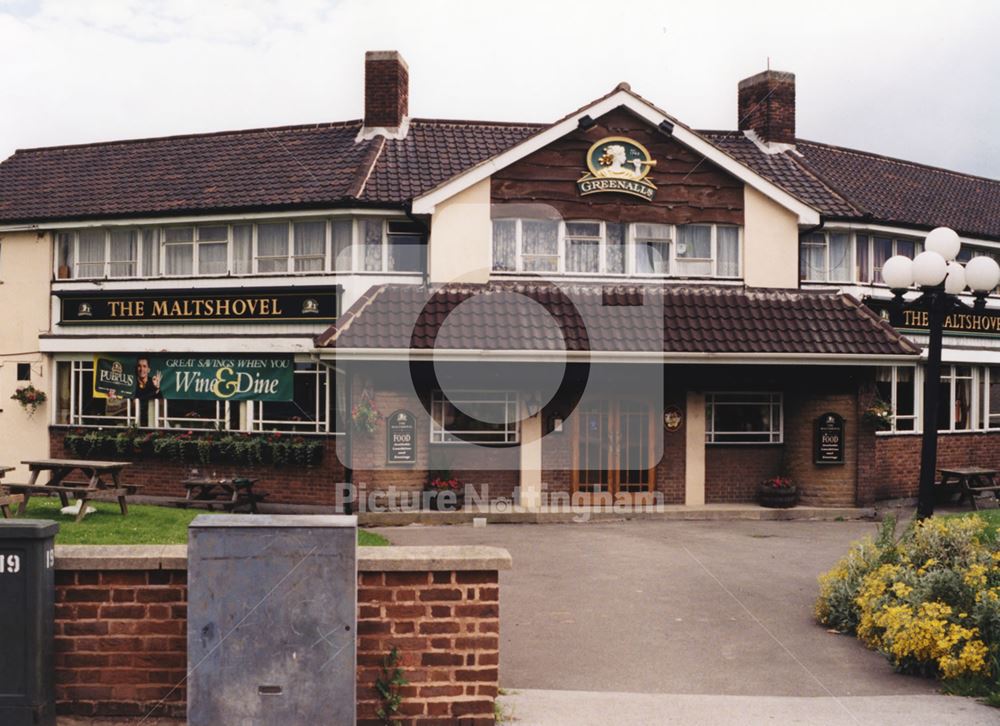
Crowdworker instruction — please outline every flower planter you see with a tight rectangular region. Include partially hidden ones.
[425,490,464,511]
[758,485,798,509]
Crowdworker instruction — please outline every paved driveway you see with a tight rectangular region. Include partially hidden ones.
[374,519,939,698]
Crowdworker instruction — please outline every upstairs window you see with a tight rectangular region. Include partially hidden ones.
[856,234,920,284]
[53,217,425,280]
[491,219,741,278]
[800,231,851,282]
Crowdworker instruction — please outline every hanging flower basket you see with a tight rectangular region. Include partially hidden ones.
[351,396,382,434]
[11,384,46,416]
[862,398,893,431]
[759,476,798,508]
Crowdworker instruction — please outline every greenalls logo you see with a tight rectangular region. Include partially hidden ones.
[576,136,657,201]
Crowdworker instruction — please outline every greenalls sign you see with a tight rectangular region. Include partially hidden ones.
[576,136,658,201]
[93,354,294,401]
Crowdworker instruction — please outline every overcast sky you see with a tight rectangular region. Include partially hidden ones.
[1,0,998,179]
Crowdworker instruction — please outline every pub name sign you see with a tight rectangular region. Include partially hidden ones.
[58,286,340,325]
[577,136,657,201]
[865,297,1000,339]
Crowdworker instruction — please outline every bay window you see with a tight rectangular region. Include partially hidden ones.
[800,231,851,282]
[705,392,783,444]
[856,234,920,284]
[490,219,741,278]
[430,390,520,444]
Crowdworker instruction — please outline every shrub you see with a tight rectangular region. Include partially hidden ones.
[816,515,1000,694]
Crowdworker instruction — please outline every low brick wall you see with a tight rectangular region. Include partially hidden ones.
[874,430,1000,500]
[54,544,510,725]
[49,427,348,506]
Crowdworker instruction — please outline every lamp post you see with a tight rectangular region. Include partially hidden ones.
[881,227,1000,519]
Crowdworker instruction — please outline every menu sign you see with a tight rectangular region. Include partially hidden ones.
[386,410,416,465]
[815,412,845,465]
[58,286,340,325]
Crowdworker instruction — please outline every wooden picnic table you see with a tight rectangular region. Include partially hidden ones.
[938,467,1000,511]
[7,459,136,523]
[0,465,20,519]
[177,476,265,513]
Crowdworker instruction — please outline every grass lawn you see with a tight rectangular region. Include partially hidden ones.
[15,498,389,547]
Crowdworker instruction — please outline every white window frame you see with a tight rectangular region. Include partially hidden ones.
[490,219,742,279]
[430,390,520,444]
[981,366,1000,431]
[855,233,922,285]
[705,392,783,444]
[157,399,230,430]
[875,365,920,433]
[800,231,854,283]
[250,363,335,434]
[938,364,976,433]
[65,360,140,426]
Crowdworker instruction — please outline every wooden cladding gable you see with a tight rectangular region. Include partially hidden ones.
[491,106,744,225]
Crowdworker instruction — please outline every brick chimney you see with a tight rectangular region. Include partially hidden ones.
[364,50,409,130]
[738,70,795,145]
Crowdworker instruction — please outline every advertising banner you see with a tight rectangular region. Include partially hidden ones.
[93,354,294,401]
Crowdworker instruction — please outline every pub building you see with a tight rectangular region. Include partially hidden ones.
[1,50,998,510]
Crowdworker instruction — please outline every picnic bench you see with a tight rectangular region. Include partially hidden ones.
[169,476,266,513]
[6,459,138,523]
[0,465,21,519]
[938,467,1000,511]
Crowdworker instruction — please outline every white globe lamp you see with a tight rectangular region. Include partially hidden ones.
[965,255,1000,294]
[944,262,967,295]
[881,255,914,290]
[924,227,962,262]
[912,251,948,287]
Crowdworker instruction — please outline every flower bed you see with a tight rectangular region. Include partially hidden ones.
[63,428,324,467]
[816,515,1000,701]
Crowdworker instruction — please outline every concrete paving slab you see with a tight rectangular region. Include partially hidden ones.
[497,689,998,726]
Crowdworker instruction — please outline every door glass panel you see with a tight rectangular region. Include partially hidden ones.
[576,401,611,493]
[618,400,650,492]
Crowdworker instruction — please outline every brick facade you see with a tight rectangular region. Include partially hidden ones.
[705,446,783,503]
[874,431,1000,500]
[49,427,347,506]
[54,556,503,724]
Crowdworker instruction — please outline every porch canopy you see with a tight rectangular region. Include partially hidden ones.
[315,282,920,363]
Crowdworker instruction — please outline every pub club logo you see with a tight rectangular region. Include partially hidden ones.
[576,136,658,201]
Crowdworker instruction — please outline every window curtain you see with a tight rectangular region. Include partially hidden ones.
[257,222,289,273]
[332,220,353,271]
[164,227,194,276]
[77,229,106,277]
[141,229,159,277]
[828,233,850,281]
[56,232,74,278]
[232,224,252,274]
[801,233,827,281]
[293,221,326,272]
[873,237,893,284]
[717,226,740,277]
[492,220,516,271]
[676,225,712,276]
[634,223,669,274]
[363,219,383,271]
[605,223,625,274]
[198,242,227,275]
[522,220,558,272]
[565,222,600,273]
[109,229,138,277]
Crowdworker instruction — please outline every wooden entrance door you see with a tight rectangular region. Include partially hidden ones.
[572,398,656,505]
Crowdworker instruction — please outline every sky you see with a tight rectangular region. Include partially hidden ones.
[0,0,998,178]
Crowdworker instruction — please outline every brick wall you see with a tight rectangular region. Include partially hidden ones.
[705,446,782,503]
[364,51,408,128]
[784,390,860,507]
[50,427,347,506]
[54,548,506,724]
[874,431,1000,500]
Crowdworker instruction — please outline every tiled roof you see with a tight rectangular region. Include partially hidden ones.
[317,282,919,357]
[703,131,1000,240]
[0,119,541,223]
